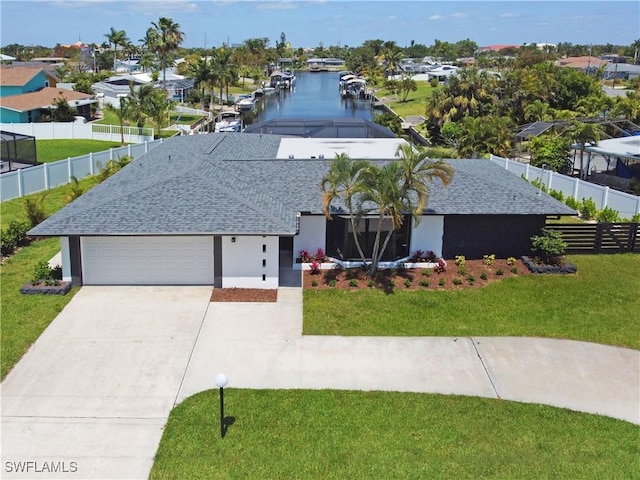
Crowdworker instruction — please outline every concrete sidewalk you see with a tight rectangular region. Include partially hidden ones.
[1,286,638,480]
[179,287,640,424]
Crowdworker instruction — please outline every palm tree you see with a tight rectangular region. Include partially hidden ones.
[188,56,211,110]
[104,27,129,72]
[321,153,370,263]
[568,121,605,180]
[147,17,185,93]
[321,146,453,276]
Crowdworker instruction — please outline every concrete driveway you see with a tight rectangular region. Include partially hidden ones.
[1,286,213,480]
[2,286,639,479]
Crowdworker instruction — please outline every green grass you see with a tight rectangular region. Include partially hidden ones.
[1,176,99,230]
[0,237,79,379]
[150,389,640,479]
[304,254,640,350]
[36,139,123,163]
[375,82,437,120]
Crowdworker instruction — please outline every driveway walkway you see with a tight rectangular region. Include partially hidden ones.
[2,286,638,479]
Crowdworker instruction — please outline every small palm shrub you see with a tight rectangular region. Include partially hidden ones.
[419,279,429,287]
[349,279,358,287]
[580,198,597,220]
[438,278,446,287]
[480,272,488,281]
[24,194,48,228]
[404,278,412,288]
[496,269,504,276]
[453,278,463,286]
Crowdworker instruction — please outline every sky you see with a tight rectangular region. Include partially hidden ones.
[1,0,638,50]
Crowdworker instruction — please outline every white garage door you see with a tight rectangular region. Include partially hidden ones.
[82,236,214,285]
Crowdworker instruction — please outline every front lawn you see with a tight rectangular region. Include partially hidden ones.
[150,389,639,479]
[0,237,78,379]
[374,81,437,120]
[304,254,640,350]
[36,139,123,163]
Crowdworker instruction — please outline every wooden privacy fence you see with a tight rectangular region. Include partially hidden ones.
[545,223,640,254]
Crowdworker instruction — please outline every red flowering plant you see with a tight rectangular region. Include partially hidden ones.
[299,250,311,263]
[309,260,321,275]
[434,258,447,273]
[314,248,326,263]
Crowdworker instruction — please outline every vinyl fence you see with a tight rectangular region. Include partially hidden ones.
[1,139,163,201]
[0,122,154,143]
[489,155,640,220]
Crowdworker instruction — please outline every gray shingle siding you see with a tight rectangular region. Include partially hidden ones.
[29,134,575,237]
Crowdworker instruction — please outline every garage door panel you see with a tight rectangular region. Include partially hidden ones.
[82,237,214,285]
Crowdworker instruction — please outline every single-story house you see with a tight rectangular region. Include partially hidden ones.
[29,134,576,288]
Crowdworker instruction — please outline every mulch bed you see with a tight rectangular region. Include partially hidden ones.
[211,288,278,302]
[303,259,532,291]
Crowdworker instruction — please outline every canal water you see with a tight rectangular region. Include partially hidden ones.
[244,71,373,126]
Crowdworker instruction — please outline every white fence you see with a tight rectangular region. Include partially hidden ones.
[1,139,163,202]
[174,105,213,120]
[490,155,640,219]
[0,122,154,143]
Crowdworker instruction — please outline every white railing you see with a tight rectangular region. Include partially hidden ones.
[0,122,154,143]
[490,155,640,219]
[174,105,213,120]
[1,139,164,202]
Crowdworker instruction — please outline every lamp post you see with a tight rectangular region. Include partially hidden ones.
[215,373,229,438]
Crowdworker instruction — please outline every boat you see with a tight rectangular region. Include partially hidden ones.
[340,77,370,100]
[214,108,242,132]
[236,95,255,111]
[270,70,296,89]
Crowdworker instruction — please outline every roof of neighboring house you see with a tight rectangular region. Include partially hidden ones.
[243,118,396,138]
[0,66,46,87]
[0,87,94,113]
[29,134,576,237]
[585,136,640,162]
[555,56,608,69]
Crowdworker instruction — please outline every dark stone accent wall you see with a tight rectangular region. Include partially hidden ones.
[442,215,546,260]
[70,236,83,286]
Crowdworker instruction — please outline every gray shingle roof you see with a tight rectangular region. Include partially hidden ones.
[29,134,575,237]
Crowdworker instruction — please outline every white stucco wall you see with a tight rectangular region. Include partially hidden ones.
[410,216,444,257]
[293,215,327,258]
[60,236,71,282]
[222,235,279,289]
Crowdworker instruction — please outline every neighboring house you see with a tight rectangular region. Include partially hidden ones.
[0,66,94,122]
[602,63,640,81]
[29,134,575,289]
[555,56,608,75]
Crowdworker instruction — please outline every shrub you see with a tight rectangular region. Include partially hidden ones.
[404,278,412,288]
[96,155,131,183]
[314,248,326,262]
[466,274,475,284]
[531,228,567,263]
[422,268,432,277]
[388,279,396,288]
[24,194,48,228]
[596,206,620,223]
[453,278,462,286]
[424,250,437,262]
[483,254,495,266]
[506,257,517,266]
[438,277,446,286]
[434,258,447,273]
[549,189,564,202]
[299,250,311,262]
[579,198,597,220]
[1,220,29,256]
[367,280,375,288]
[565,196,580,210]
[328,279,337,287]
[457,265,468,275]
[311,280,318,287]
[411,250,424,262]
[496,269,504,276]
[480,272,488,281]
[31,260,55,285]
[419,279,429,287]
[65,176,84,204]
[349,279,358,287]
[511,267,518,274]
[309,260,321,275]
[454,255,466,266]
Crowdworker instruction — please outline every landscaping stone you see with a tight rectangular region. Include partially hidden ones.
[521,256,578,274]
[20,281,72,295]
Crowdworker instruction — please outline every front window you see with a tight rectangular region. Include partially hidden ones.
[326,215,411,261]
